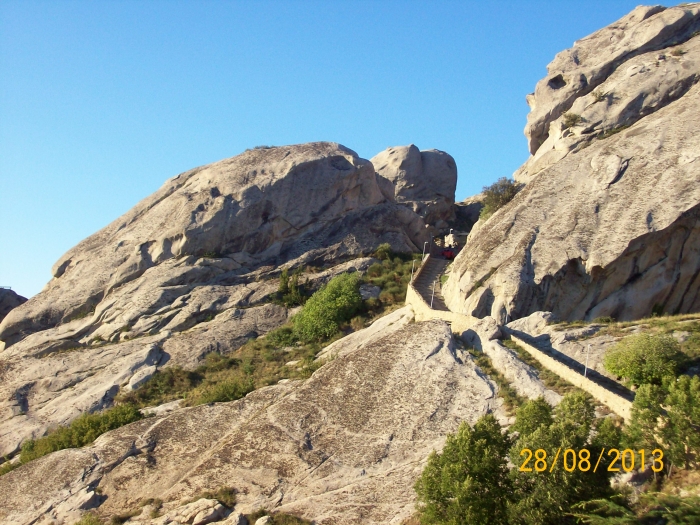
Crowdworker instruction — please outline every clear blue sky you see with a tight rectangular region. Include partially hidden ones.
[1,0,647,298]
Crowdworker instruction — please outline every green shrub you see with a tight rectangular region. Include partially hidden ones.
[73,513,103,525]
[373,242,393,261]
[511,397,553,437]
[20,404,143,464]
[562,112,582,128]
[479,178,522,220]
[192,378,254,405]
[266,326,297,347]
[603,334,684,387]
[194,487,237,508]
[118,367,203,407]
[592,91,607,103]
[292,273,362,343]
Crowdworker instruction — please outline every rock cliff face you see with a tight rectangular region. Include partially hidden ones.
[444,5,700,323]
[0,289,26,324]
[0,309,500,525]
[370,145,457,228]
[0,142,431,457]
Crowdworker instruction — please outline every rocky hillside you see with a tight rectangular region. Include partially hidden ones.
[0,142,444,459]
[0,309,501,525]
[444,3,700,323]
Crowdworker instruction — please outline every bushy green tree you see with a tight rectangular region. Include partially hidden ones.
[509,392,611,525]
[479,178,522,220]
[603,334,684,387]
[292,273,362,343]
[414,414,513,525]
[511,397,553,437]
[278,267,305,307]
[664,375,700,469]
[622,383,666,458]
[278,268,290,296]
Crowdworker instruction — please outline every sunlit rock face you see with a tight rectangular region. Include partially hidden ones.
[444,5,700,323]
[371,144,458,228]
[0,142,430,457]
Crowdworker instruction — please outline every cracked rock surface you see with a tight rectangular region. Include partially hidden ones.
[0,311,499,525]
[444,9,700,323]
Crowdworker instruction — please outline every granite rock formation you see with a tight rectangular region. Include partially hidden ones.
[0,309,500,525]
[370,145,457,229]
[445,6,700,323]
[0,142,430,456]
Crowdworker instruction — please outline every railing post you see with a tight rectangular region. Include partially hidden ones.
[430,280,436,308]
[410,260,416,283]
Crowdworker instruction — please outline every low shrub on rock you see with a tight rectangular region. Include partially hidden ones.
[479,177,522,220]
[19,404,143,465]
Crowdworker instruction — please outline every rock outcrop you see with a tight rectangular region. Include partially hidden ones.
[0,142,431,456]
[445,7,700,323]
[0,309,500,525]
[0,143,428,347]
[371,145,457,228]
[0,289,26,325]
[521,3,700,164]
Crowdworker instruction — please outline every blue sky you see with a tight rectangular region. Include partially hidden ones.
[1,0,646,298]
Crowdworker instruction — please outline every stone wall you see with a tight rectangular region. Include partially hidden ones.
[510,335,633,420]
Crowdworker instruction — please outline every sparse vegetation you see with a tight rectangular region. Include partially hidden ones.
[73,513,103,525]
[246,509,313,524]
[109,509,142,525]
[503,339,579,396]
[562,112,582,128]
[671,48,686,56]
[189,487,237,508]
[18,404,143,466]
[467,346,524,415]
[479,178,522,220]
[592,91,607,103]
[598,123,629,139]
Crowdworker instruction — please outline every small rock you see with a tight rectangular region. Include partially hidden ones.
[192,503,226,525]
[221,513,248,525]
[359,284,381,301]
[255,516,272,525]
[672,330,690,343]
[285,360,300,367]
[140,399,182,417]
[127,365,158,392]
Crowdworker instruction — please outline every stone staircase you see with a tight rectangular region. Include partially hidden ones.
[412,257,450,311]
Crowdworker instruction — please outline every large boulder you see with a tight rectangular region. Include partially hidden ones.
[445,10,700,323]
[521,3,700,164]
[0,288,26,325]
[0,311,499,525]
[370,144,457,228]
